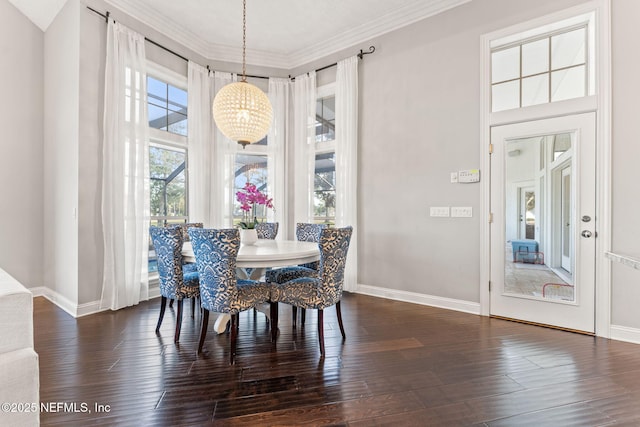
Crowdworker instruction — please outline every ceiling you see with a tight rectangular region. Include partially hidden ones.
[10,0,471,69]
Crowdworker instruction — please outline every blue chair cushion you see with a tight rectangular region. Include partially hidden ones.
[266,266,318,284]
[270,277,323,309]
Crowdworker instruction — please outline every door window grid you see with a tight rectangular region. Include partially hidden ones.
[491,25,588,112]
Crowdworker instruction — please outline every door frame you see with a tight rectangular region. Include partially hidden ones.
[479,0,611,337]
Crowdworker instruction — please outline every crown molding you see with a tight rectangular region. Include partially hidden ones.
[286,0,472,68]
[105,0,211,61]
[105,0,471,70]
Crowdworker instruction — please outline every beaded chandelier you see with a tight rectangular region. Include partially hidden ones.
[212,0,273,148]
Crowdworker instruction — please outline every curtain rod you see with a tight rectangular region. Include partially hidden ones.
[86,6,375,80]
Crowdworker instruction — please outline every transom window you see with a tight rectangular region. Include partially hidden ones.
[316,95,335,142]
[147,76,188,136]
[491,25,590,112]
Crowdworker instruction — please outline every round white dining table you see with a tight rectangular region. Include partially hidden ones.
[182,239,319,268]
[181,239,319,333]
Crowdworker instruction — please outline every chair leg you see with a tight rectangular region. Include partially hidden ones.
[336,301,346,340]
[292,306,297,328]
[174,299,184,343]
[270,302,279,342]
[230,313,238,365]
[155,296,167,334]
[191,297,196,318]
[197,309,209,355]
[301,307,306,326]
[318,309,325,357]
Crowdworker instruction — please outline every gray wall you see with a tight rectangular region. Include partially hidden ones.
[611,0,640,329]
[0,0,44,288]
[43,0,80,303]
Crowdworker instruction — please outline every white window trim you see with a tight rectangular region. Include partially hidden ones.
[479,0,611,338]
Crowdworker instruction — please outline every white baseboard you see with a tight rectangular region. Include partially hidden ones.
[30,285,161,318]
[30,286,106,318]
[355,284,481,315]
[610,325,640,345]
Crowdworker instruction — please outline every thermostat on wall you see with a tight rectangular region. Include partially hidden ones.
[458,169,480,183]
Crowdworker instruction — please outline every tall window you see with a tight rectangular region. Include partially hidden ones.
[146,65,189,274]
[491,12,595,112]
[314,85,336,225]
[234,152,269,225]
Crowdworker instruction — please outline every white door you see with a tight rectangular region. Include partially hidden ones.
[490,113,596,333]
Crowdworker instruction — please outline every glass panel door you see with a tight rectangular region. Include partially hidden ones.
[490,113,596,333]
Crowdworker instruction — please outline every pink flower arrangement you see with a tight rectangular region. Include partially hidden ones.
[236,182,273,229]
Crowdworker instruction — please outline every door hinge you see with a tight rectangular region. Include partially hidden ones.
[489,212,494,223]
[489,143,494,154]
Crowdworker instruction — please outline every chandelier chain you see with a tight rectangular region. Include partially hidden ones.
[242,0,247,82]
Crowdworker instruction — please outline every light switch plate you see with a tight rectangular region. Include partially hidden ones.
[451,207,472,217]
[430,207,450,217]
[450,172,458,183]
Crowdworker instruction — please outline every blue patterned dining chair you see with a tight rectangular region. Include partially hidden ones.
[177,222,203,272]
[266,223,327,326]
[188,228,270,364]
[269,226,353,357]
[166,223,202,309]
[149,226,200,343]
[245,222,279,281]
[255,222,279,239]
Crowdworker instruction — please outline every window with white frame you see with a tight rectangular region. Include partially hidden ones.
[491,13,595,112]
[146,64,189,274]
[233,149,269,226]
[314,84,336,225]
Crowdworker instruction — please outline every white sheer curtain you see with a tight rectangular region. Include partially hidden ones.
[187,61,215,226]
[335,56,359,292]
[101,22,150,310]
[211,72,237,227]
[292,72,316,235]
[267,78,291,236]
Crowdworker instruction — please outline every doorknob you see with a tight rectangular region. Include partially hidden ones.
[581,230,592,238]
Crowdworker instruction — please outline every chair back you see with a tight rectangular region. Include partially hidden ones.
[295,223,327,242]
[256,222,279,239]
[187,228,241,313]
[317,227,353,304]
[149,226,186,299]
[178,222,203,242]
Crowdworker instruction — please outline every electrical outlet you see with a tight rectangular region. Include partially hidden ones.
[430,207,450,217]
[451,207,472,217]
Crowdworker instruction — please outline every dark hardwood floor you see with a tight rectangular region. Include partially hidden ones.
[34,293,640,426]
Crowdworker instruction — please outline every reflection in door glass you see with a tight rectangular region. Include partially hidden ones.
[504,134,575,302]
